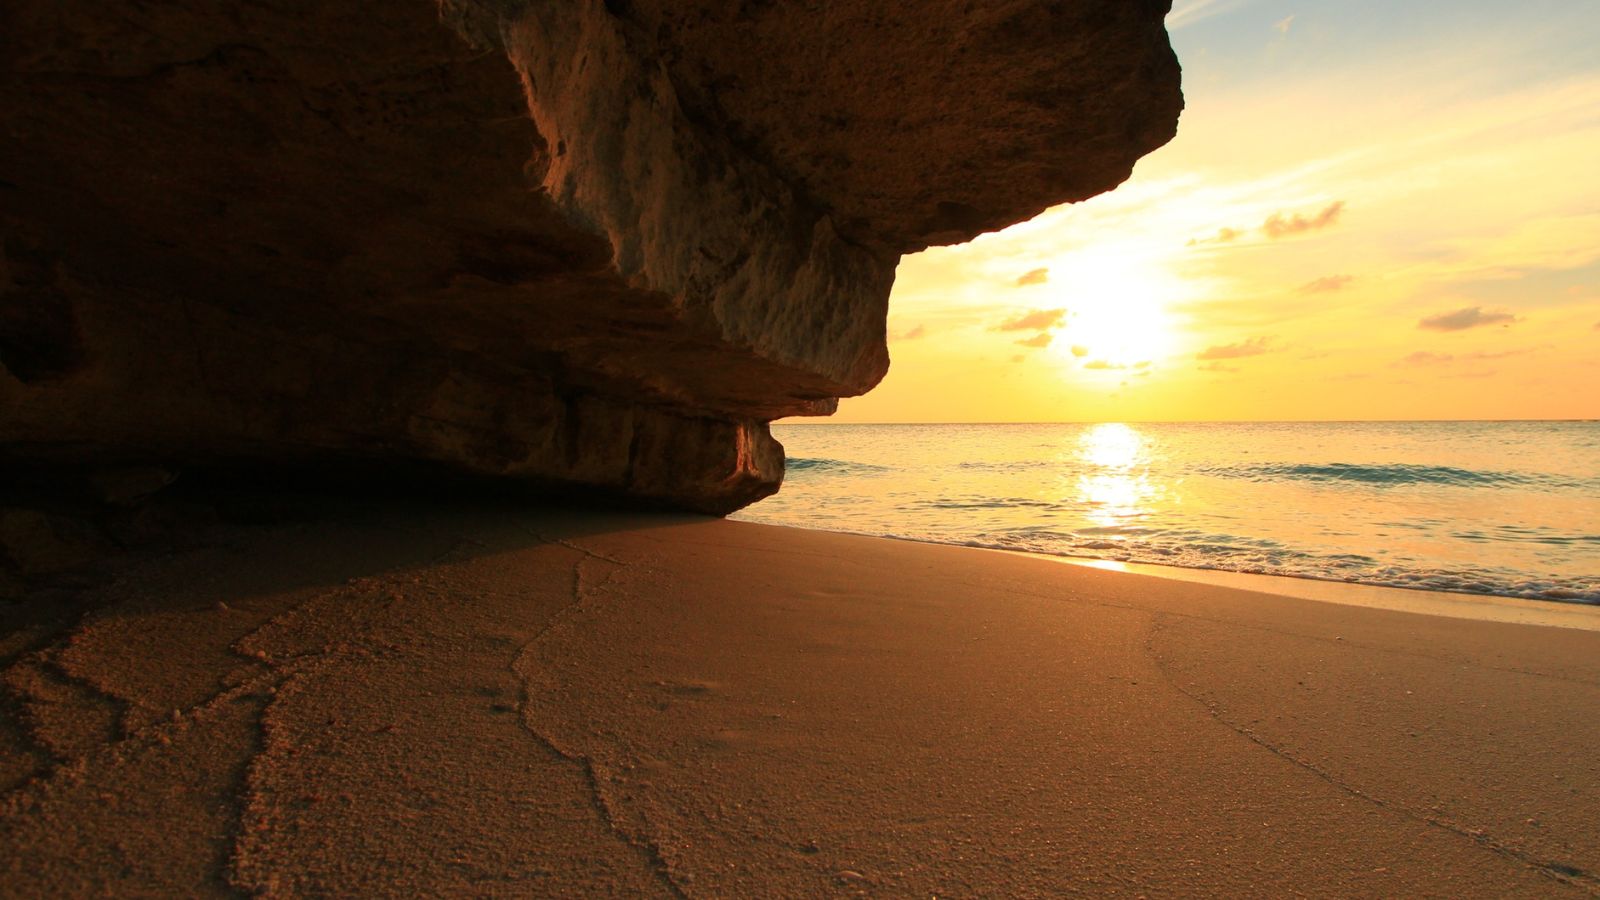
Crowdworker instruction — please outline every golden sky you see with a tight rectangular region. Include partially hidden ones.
[826,0,1600,423]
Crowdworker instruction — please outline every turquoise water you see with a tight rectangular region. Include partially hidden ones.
[734,422,1600,604]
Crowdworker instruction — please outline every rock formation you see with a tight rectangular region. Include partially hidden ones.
[0,0,1181,516]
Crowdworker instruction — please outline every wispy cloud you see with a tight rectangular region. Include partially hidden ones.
[1263,201,1346,239]
[1299,274,1354,294]
[1166,0,1253,30]
[890,324,927,341]
[1015,333,1053,349]
[1197,336,1274,360]
[1189,201,1348,248]
[1198,361,1241,373]
[1084,359,1124,370]
[1417,306,1519,331]
[1274,14,1295,35]
[994,309,1067,331]
[1187,226,1242,247]
[1069,344,1089,358]
[1396,350,1455,366]
[1396,346,1537,367]
[1015,268,1049,287]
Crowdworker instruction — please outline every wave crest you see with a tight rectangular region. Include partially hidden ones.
[787,457,891,476]
[1201,462,1585,489]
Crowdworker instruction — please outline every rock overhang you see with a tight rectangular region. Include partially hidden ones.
[0,0,1181,516]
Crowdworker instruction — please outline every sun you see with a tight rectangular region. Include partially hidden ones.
[1044,248,1185,368]
[1066,292,1176,367]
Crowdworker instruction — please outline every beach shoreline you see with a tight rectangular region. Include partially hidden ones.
[3,503,1597,895]
[753,420,1600,606]
[735,519,1600,632]
[1052,552,1600,631]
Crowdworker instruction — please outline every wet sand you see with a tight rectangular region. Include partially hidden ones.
[2,502,1598,896]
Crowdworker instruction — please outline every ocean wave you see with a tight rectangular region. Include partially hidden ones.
[908,497,1058,511]
[954,460,1053,472]
[731,512,1600,605]
[1451,527,1600,546]
[965,533,1600,604]
[786,457,892,476]
[1198,461,1589,489]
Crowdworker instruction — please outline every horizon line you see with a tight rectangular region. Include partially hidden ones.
[776,417,1600,426]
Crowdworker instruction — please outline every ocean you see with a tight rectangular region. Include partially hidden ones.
[734,421,1600,604]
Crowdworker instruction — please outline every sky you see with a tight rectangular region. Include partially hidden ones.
[824,0,1600,423]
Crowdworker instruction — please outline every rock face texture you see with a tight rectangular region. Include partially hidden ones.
[0,1,1181,514]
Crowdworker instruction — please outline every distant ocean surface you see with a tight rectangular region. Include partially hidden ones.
[733,422,1600,605]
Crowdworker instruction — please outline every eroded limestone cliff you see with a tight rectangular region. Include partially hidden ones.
[0,1,1181,517]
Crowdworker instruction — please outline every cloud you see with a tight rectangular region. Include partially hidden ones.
[1015,268,1049,287]
[1396,351,1454,366]
[1069,345,1089,358]
[1198,361,1241,373]
[1084,359,1124,370]
[1166,0,1251,30]
[890,324,926,341]
[1394,346,1536,367]
[1195,206,1354,247]
[1011,354,1026,364]
[1197,336,1273,360]
[995,308,1067,331]
[1015,332,1053,349]
[1274,14,1295,34]
[1262,201,1346,239]
[1299,274,1353,294]
[1417,306,1519,331]
[1188,226,1241,247]
[1462,347,1534,361]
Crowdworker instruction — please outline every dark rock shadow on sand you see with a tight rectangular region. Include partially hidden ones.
[0,470,711,895]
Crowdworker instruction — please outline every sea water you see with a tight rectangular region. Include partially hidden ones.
[733,421,1600,604]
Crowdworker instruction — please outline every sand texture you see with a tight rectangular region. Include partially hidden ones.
[2,503,1598,896]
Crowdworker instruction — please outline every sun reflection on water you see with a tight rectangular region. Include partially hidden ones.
[1074,423,1161,531]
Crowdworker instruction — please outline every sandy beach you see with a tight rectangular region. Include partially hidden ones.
[3,500,1598,896]
[8,1,1596,896]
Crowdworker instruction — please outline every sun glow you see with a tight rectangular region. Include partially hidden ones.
[824,2,1600,424]
[1044,250,1187,368]
[1072,423,1162,530]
